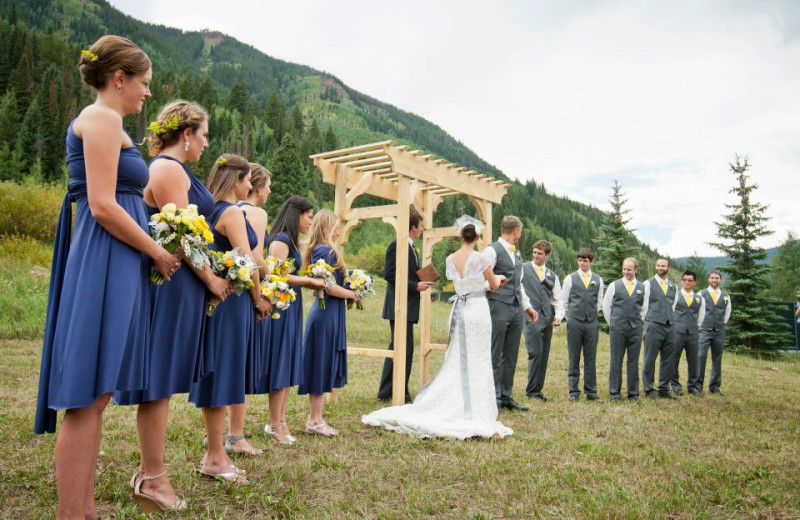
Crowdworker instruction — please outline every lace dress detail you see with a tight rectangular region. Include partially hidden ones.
[362,252,513,439]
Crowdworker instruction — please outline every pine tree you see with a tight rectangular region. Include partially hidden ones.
[593,180,637,286]
[685,251,709,290]
[267,133,310,216]
[768,232,800,302]
[709,156,785,354]
[265,92,285,145]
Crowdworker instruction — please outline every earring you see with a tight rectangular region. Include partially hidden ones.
[116,84,122,93]
[184,141,190,151]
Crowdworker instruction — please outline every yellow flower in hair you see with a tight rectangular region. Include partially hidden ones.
[148,121,165,135]
[80,50,99,62]
[165,115,180,131]
[217,157,227,166]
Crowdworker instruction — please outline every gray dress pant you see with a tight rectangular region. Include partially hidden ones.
[524,319,553,397]
[671,330,699,393]
[566,317,599,397]
[489,299,524,404]
[698,328,725,392]
[609,324,642,398]
[642,322,676,394]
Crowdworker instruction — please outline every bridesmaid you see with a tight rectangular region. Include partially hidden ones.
[298,209,359,436]
[189,154,270,484]
[262,196,325,444]
[226,162,273,456]
[114,100,232,511]
[34,36,180,519]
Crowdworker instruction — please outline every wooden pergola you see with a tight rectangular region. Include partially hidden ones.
[311,140,509,405]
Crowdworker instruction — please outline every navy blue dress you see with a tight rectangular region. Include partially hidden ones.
[35,122,151,434]
[189,201,258,408]
[114,156,215,405]
[237,202,270,395]
[298,245,348,395]
[259,232,304,392]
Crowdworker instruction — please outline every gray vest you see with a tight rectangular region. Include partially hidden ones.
[567,271,601,322]
[674,291,702,334]
[700,289,728,332]
[610,278,645,328]
[645,277,677,325]
[521,263,556,323]
[487,242,524,305]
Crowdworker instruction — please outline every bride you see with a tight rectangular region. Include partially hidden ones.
[362,216,514,439]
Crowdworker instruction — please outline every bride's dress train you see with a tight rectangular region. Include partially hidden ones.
[362,252,513,439]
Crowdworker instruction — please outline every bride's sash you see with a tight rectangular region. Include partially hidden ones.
[417,290,484,419]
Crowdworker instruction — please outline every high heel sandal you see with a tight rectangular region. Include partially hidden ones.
[133,470,187,513]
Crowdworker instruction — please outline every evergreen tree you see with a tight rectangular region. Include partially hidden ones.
[225,82,249,116]
[323,124,338,151]
[768,231,800,301]
[709,156,784,354]
[265,92,285,144]
[686,251,709,290]
[0,91,20,146]
[593,180,637,286]
[267,133,309,216]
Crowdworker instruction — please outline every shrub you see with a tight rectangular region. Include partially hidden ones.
[0,259,49,339]
[0,179,64,242]
[0,234,52,267]
[346,243,386,276]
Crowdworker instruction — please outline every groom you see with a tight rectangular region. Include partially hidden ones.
[484,216,538,411]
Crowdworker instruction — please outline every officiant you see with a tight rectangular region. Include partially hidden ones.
[377,210,434,403]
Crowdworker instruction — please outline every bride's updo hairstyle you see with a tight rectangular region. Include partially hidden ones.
[78,35,151,90]
[461,224,478,243]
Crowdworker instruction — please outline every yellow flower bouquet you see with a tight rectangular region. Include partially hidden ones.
[299,258,336,310]
[344,268,375,310]
[148,203,214,284]
[206,248,258,316]
[260,256,297,319]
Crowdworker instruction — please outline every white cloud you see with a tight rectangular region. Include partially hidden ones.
[107,0,799,257]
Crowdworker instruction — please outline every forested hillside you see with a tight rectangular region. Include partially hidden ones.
[0,0,661,275]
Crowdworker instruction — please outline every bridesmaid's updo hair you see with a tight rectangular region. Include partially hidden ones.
[78,35,151,90]
[460,224,478,243]
[247,163,272,196]
[148,100,208,156]
[206,154,250,201]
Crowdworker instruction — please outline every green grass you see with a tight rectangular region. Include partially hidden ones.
[1,271,799,519]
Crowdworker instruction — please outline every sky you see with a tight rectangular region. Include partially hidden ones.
[107,0,799,257]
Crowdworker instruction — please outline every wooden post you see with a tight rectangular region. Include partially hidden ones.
[392,176,411,406]
[418,190,434,384]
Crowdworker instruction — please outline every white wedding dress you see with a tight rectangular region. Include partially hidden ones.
[362,252,513,439]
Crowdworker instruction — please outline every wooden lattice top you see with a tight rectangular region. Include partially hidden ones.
[310,140,510,205]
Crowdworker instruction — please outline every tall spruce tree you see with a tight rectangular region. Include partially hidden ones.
[593,180,637,286]
[267,133,309,216]
[709,156,784,354]
[686,251,709,290]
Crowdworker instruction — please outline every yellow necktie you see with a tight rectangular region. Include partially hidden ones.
[661,280,667,295]
[536,266,543,281]
[626,280,633,296]
[685,293,692,307]
[582,272,589,288]
[711,290,718,304]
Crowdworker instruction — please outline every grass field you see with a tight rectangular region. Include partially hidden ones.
[1,281,799,519]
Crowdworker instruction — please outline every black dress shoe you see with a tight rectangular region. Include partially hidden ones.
[568,395,579,402]
[672,389,684,396]
[645,391,658,399]
[709,389,724,396]
[503,399,529,411]
[527,393,548,402]
[586,395,602,402]
[405,395,413,404]
[688,389,702,396]
[658,393,678,400]
[628,395,639,402]
[609,395,622,402]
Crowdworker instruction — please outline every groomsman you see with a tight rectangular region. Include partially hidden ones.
[521,240,564,402]
[484,216,538,412]
[559,248,603,401]
[603,257,649,401]
[642,258,680,399]
[670,270,706,396]
[697,269,732,395]
[377,210,434,403]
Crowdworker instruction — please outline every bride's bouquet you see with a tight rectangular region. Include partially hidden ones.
[206,248,257,316]
[299,258,336,310]
[260,256,297,319]
[344,268,375,310]
[148,203,214,284]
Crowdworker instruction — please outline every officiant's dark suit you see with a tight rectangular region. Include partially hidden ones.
[378,212,430,402]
